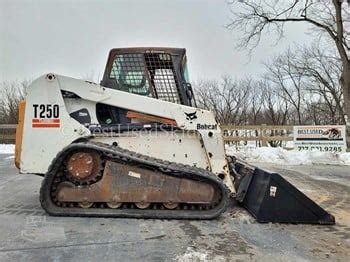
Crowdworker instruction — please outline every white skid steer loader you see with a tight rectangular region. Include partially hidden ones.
[14,47,335,223]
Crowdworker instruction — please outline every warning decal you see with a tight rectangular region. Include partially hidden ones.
[32,118,60,128]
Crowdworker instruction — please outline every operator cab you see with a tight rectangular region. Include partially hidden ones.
[100,47,195,107]
[96,47,195,127]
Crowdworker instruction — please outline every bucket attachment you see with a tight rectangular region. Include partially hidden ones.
[230,159,335,225]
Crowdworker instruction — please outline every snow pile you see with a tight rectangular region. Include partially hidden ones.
[176,247,209,262]
[0,144,15,154]
[338,152,350,164]
[226,146,350,166]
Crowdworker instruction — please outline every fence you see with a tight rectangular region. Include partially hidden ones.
[222,124,294,147]
[0,124,348,149]
[0,124,16,144]
[0,124,294,145]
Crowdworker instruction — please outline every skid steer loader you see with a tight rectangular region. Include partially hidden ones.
[15,47,335,223]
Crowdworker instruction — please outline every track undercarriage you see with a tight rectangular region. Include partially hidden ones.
[40,142,230,219]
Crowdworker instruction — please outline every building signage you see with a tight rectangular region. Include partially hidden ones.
[294,125,347,153]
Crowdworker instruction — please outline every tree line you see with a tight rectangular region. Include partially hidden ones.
[0,81,28,124]
[195,43,345,126]
[0,42,345,126]
[1,0,348,127]
[226,0,349,126]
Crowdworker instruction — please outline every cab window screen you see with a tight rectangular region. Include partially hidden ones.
[109,52,182,104]
[145,53,181,104]
[153,69,180,104]
[110,54,151,96]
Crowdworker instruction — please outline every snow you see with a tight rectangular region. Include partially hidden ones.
[285,140,294,149]
[1,142,349,166]
[176,247,209,262]
[226,146,350,166]
[0,144,15,154]
[338,152,350,164]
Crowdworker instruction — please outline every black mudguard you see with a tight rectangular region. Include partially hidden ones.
[230,159,335,225]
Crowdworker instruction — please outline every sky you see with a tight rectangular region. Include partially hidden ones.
[0,0,314,83]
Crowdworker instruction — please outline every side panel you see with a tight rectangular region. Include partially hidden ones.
[91,132,210,169]
[57,76,228,174]
[20,74,90,174]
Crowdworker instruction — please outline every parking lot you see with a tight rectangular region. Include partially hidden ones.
[0,153,349,261]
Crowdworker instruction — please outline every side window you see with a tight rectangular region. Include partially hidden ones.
[183,63,190,83]
[110,54,151,96]
[153,68,181,104]
[145,53,182,104]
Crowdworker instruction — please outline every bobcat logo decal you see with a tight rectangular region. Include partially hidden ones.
[185,111,197,121]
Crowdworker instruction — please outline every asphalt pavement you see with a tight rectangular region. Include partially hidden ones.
[0,154,349,261]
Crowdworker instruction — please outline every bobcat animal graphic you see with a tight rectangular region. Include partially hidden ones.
[185,111,197,121]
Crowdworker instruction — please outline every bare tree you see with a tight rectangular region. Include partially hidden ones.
[263,43,345,124]
[264,49,306,124]
[295,43,345,123]
[195,77,293,126]
[246,79,264,124]
[194,76,251,125]
[260,81,290,125]
[227,0,350,126]
[0,81,30,124]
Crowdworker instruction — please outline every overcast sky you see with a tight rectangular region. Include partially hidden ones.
[0,0,313,83]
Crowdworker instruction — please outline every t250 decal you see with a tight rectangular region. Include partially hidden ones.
[32,104,60,128]
[33,104,59,118]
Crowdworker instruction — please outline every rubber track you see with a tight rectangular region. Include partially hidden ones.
[40,141,230,219]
